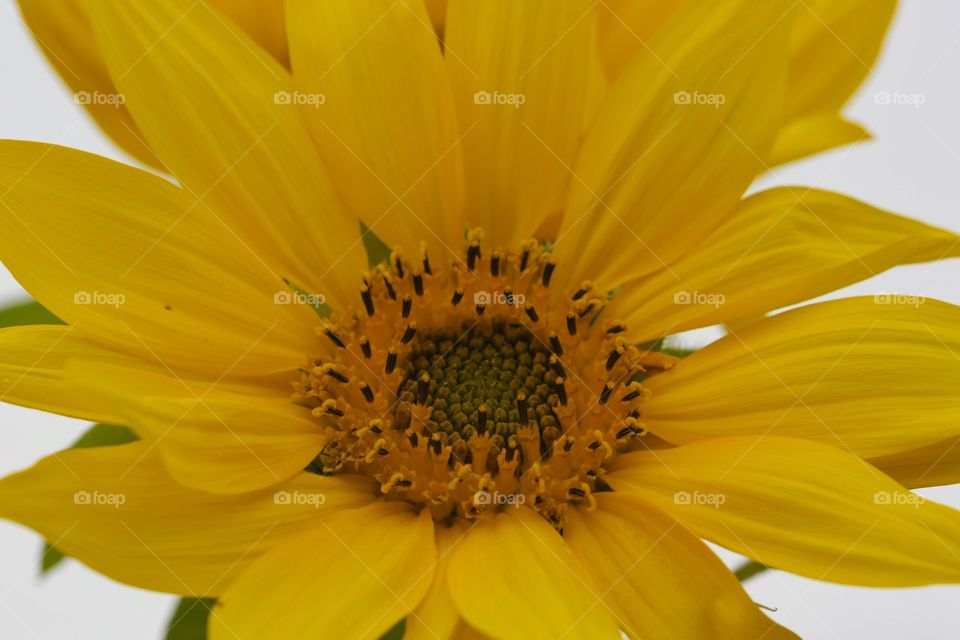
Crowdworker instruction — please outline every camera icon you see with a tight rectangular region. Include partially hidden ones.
[673,490,691,505]
[73,491,91,505]
[673,91,691,105]
[873,91,892,105]
[473,91,492,105]
[73,91,91,105]
[273,91,292,105]
[274,291,292,304]
[473,291,491,305]
[873,293,891,305]
[473,490,492,505]
[673,291,691,305]
[873,491,891,505]
[74,290,92,305]
[273,490,292,505]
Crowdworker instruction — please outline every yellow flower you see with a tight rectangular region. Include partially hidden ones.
[0,1,958,639]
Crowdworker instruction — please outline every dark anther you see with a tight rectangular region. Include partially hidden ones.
[588,439,601,451]
[549,334,563,356]
[605,348,623,371]
[430,435,442,456]
[606,323,626,335]
[377,447,390,456]
[628,409,641,419]
[566,313,577,336]
[476,304,486,316]
[360,337,372,359]
[422,254,432,275]
[621,389,641,402]
[401,296,412,318]
[549,355,565,378]
[394,256,405,279]
[616,426,635,439]
[467,243,481,271]
[326,405,345,417]
[369,421,383,434]
[360,286,375,316]
[520,249,530,272]
[417,374,430,404]
[477,405,488,432]
[383,275,397,300]
[325,367,349,384]
[451,289,464,306]
[360,382,375,403]
[525,305,540,323]
[578,302,597,319]
[572,287,588,301]
[568,487,586,498]
[413,272,424,296]
[324,328,346,349]
[401,324,417,344]
[395,479,413,488]
[385,349,398,374]
[541,261,556,287]
[555,377,568,406]
[517,393,528,424]
[599,381,615,405]
[491,253,501,277]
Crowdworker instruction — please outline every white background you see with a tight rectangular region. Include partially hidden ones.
[0,0,959,638]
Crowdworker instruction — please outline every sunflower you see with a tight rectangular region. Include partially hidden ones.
[2,0,959,639]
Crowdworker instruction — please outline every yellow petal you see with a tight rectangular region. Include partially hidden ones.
[87,0,365,309]
[565,493,798,640]
[447,507,620,640]
[206,0,288,67]
[642,297,960,458]
[553,0,792,290]
[405,520,471,640]
[594,0,687,80]
[609,436,960,586]
[609,188,960,341]
[212,503,435,640]
[869,437,960,489]
[286,0,465,262]
[0,442,377,595]
[787,0,897,118]
[70,363,323,494]
[15,0,161,169]
[770,112,870,166]
[0,141,317,377]
[444,0,603,249]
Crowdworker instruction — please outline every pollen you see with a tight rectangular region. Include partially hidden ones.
[291,228,677,529]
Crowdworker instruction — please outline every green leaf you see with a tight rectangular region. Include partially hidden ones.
[39,424,140,574]
[360,220,392,267]
[380,618,405,640]
[734,559,769,582]
[0,299,62,327]
[165,598,215,640]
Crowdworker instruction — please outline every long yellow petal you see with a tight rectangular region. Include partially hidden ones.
[0,442,377,596]
[87,0,365,310]
[769,112,870,166]
[69,363,323,494]
[444,0,603,249]
[565,493,799,640]
[212,503,435,640]
[0,141,317,377]
[552,0,792,290]
[286,0,465,263]
[869,437,960,489]
[608,188,960,342]
[405,520,471,640]
[609,436,960,586]
[15,0,161,169]
[642,297,960,458]
[447,507,620,640]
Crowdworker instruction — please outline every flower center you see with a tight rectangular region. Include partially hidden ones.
[292,229,676,529]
